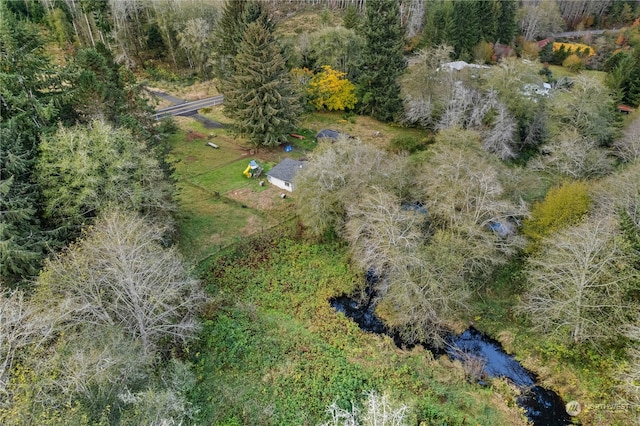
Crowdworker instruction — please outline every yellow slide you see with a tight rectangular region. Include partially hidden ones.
[243,164,252,178]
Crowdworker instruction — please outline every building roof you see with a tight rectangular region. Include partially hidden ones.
[266,158,305,183]
[440,61,489,71]
[537,37,553,49]
[316,128,350,140]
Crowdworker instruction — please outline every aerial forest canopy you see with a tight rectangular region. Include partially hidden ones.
[1,3,199,424]
[3,0,640,425]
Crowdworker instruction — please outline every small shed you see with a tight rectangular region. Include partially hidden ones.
[316,128,351,142]
[266,158,306,192]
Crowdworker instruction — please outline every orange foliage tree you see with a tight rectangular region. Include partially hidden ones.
[307,65,357,111]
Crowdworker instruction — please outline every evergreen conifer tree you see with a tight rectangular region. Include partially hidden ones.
[477,0,500,42]
[213,0,249,84]
[496,0,517,45]
[451,0,481,59]
[224,21,300,148]
[0,4,58,283]
[213,0,270,86]
[343,4,360,30]
[358,0,406,122]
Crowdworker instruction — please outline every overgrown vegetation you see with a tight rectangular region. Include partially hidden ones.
[190,228,521,425]
[4,1,640,425]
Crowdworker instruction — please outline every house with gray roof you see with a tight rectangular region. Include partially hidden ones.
[266,158,306,192]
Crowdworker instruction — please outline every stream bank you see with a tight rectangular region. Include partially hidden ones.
[330,293,573,426]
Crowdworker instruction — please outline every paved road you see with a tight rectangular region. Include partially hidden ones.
[552,28,621,38]
[154,95,224,120]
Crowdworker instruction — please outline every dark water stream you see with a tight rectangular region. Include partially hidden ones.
[330,293,573,426]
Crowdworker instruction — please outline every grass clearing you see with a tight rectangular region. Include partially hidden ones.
[547,64,608,83]
[273,7,344,40]
[167,119,293,262]
[301,111,429,150]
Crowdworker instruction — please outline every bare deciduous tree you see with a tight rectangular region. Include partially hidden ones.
[468,89,498,129]
[402,95,433,128]
[0,289,55,395]
[402,0,425,39]
[413,129,527,277]
[436,82,480,131]
[482,102,518,160]
[295,138,409,238]
[547,74,618,147]
[177,17,214,76]
[613,116,640,163]
[401,45,455,128]
[433,83,520,159]
[382,231,472,346]
[556,0,610,29]
[344,188,425,275]
[592,161,640,224]
[412,44,455,76]
[36,208,206,356]
[528,127,614,179]
[35,326,151,410]
[417,129,526,231]
[518,0,565,41]
[518,216,637,344]
[320,390,408,426]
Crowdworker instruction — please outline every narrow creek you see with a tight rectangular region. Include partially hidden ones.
[330,292,573,425]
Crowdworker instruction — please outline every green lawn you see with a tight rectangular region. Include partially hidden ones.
[167,124,288,263]
[547,64,608,83]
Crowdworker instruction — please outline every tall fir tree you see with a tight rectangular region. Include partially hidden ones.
[213,0,248,84]
[224,21,300,148]
[213,0,271,87]
[358,0,406,122]
[496,0,517,45]
[451,0,481,59]
[477,0,500,43]
[0,4,58,284]
[424,0,455,47]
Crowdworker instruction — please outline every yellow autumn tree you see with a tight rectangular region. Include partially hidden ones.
[562,53,583,72]
[522,181,591,252]
[308,65,357,111]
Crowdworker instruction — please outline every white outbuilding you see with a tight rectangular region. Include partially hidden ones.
[266,158,306,192]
